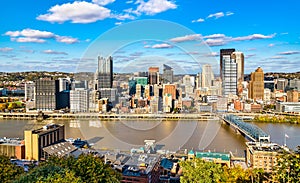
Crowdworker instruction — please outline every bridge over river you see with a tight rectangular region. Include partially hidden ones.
[221,114,270,142]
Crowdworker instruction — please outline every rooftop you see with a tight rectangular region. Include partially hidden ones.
[30,124,63,135]
[0,137,23,146]
[196,152,230,161]
[246,142,285,153]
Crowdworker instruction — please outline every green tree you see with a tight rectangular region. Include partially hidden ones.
[180,158,225,183]
[0,155,24,182]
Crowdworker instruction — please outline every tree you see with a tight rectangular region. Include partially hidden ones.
[180,158,225,183]
[272,151,300,183]
[0,155,24,182]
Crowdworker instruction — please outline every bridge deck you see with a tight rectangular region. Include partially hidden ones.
[223,114,269,142]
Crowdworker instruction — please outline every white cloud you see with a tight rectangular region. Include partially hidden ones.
[113,13,135,20]
[126,0,134,3]
[144,45,151,48]
[5,28,55,38]
[42,49,68,55]
[5,28,79,44]
[270,56,285,59]
[192,18,204,23]
[37,1,111,23]
[152,43,172,49]
[203,34,226,39]
[170,34,202,43]
[135,0,177,15]
[55,36,79,44]
[232,33,276,41]
[0,47,13,52]
[11,37,46,43]
[204,39,227,46]
[226,11,234,16]
[115,22,122,25]
[278,51,300,55]
[92,0,115,5]
[207,12,224,19]
[268,43,275,47]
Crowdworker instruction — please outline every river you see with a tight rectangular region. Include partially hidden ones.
[0,118,299,156]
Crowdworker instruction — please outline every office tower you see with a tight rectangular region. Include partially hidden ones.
[144,85,150,99]
[201,64,214,88]
[70,89,89,113]
[196,72,202,88]
[163,64,173,83]
[99,88,118,106]
[163,93,173,113]
[231,52,244,82]
[148,67,159,85]
[135,84,142,98]
[276,78,288,92]
[289,78,300,91]
[134,77,148,87]
[163,84,176,100]
[249,67,264,100]
[150,97,159,113]
[58,78,71,92]
[25,124,65,160]
[221,55,237,96]
[220,48,235,79]
[25,82,35,101]
[35,79,59,111]
[97,56,113,89]
[183,75,195,96]
[128,79,137,96]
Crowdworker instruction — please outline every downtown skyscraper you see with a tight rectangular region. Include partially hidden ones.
[97,56,113,89]
[221,55,237,96]
[162,64,173,84]
[201,64,214,88]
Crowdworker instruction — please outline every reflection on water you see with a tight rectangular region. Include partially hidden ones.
[0,119,299,156]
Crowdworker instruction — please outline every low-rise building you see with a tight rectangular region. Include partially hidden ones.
[246,142,284,173]
[0,138,25,159]
[196,151,231,167]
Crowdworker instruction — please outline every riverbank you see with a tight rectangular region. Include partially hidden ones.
[0,112,218,121]
[253,115,300,124]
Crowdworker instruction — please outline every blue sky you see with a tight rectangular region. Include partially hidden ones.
[0,0,300,74]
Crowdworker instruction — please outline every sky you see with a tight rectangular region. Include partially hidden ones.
[1,0,300,74]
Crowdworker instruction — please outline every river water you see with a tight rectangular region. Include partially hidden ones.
[0,118,299,156]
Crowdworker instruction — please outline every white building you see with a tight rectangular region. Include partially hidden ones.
[70,89,89,113]
[221,55,237,96]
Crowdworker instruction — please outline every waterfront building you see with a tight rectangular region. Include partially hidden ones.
[163,84,176,100]
[97,56,113,89]
[89,90,99,112]
[148,67,159,85]
[201,64,214,88]
[196,151,231,167]
[35,79,59,111]
[0,138,25,159]
[25,124,65,161]
[58,78,71,92]
[264,88,271,103]
[249,67,264,101]
[216,97,228,112]
[287,90,299,102]
[221,55,237,96]
[276,102,300,113]
[150,96,159,113]
[70,89,89,113]
[162,64,173,84]
[246,142,284,173]
[220,48,235,80]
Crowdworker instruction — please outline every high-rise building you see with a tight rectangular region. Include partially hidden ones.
[25,82,35,101]
[201,64,214,88]
[162,64,173,83]
[183,75,195,96]
[249,67,264,100]
[58,78,71,92]
[276,78,288,92]
[70,89,89,113]
[134,77,148,87]
[128,79,137,96]
[99,88,118,106]
[97,56,113,89]
[221,55,237,96]
[25,124,65,160]
[220,48,235,79]
[148,67,159,85]
[163,84,177,100]
[231,52,244,82]
[35,79,59,111]
[289,78,300,91]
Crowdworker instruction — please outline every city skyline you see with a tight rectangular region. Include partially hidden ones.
[1,0,300,74]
